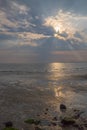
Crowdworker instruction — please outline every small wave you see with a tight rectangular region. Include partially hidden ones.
[0,70,50,75]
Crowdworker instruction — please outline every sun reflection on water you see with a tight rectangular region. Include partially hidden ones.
[49,63,83,105]
[48,63,66,102]
[48,63,65,80]
[49,63,64,71]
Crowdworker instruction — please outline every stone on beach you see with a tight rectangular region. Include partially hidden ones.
[3,121,18,130]
[60,104,67,112]
[61,117,75,125]
[35,126,42,130]
[4,122,13,127]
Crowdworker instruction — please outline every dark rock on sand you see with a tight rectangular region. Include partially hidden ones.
[52,116,57,121]
[44,112,47,115]
[60,104,66,112]
[34,120,41,125]
[45,108,48,111]
[51,122,57,126]
[78,126,84,130]
[4,122,13,127]
[74,111,84,119]
[73,124,84,130]
[35,126,42,130]
[61,117,75,125]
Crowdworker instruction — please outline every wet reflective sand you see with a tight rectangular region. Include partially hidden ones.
[0,63,87,129]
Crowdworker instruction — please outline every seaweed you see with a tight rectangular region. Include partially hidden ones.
[24,118,40,125]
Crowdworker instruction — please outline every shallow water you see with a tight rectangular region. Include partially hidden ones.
[0,63,87,129]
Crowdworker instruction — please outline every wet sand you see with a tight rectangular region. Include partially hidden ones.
[0,82,87,130]
[0,83,57,130]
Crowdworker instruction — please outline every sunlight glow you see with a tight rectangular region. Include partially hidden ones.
[49,63,65,80]
[54,26,60,33]
[44,10,87,42]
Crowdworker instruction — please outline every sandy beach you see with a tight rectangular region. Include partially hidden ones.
[0,63,87,130]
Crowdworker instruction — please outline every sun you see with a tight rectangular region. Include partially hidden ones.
[54,26,60,33]
[53,25,62,38]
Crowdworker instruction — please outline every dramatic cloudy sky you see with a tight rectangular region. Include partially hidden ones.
[0,0,87,63]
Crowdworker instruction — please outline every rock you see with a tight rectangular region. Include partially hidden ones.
[45,108,48,111]
[84,123,87,127]
[52,116,57,121]
[34,120,41,125]
[44,112,47,115]
[4,122,13,127]
[73,123,84,130]
[35,126,42,130]
[51,122,57,126]
[60,104,66,112]
[61,117,75,125]
[78,126,84,130]
[37,114,40,117]
[74,111,84,119]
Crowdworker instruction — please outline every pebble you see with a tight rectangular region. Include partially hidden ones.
[4,121,13,127]
[35,126,42,130]
[60,104,66,112]
[52,116,57,121]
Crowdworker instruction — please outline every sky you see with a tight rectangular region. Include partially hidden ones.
[0,0,87,63]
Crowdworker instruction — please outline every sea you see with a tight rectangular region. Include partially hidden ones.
[0,62,87,129]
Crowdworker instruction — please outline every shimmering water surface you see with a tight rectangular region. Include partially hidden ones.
[0,63,87,129]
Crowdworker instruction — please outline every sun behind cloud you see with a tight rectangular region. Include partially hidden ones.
[44,10,87,42]
[54,26,60,33]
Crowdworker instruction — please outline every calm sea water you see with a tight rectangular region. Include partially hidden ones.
[0,63,87,129]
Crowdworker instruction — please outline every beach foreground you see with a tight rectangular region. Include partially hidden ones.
[0,63,87,130]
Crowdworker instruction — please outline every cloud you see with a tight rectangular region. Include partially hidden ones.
[9,0,29,15]
[0,0,31,32]
[17,32,50,40]
[0,10,19,31]
[0,0,51,44]
[17,32,50,47]
[44,10,87,42]
[0,32,50,47]
[0,0,87,63]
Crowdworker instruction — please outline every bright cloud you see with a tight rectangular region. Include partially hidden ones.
[44,10,87,42]
[0,32,50,47]
[17,32,50,40]
[17,32,50,46]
